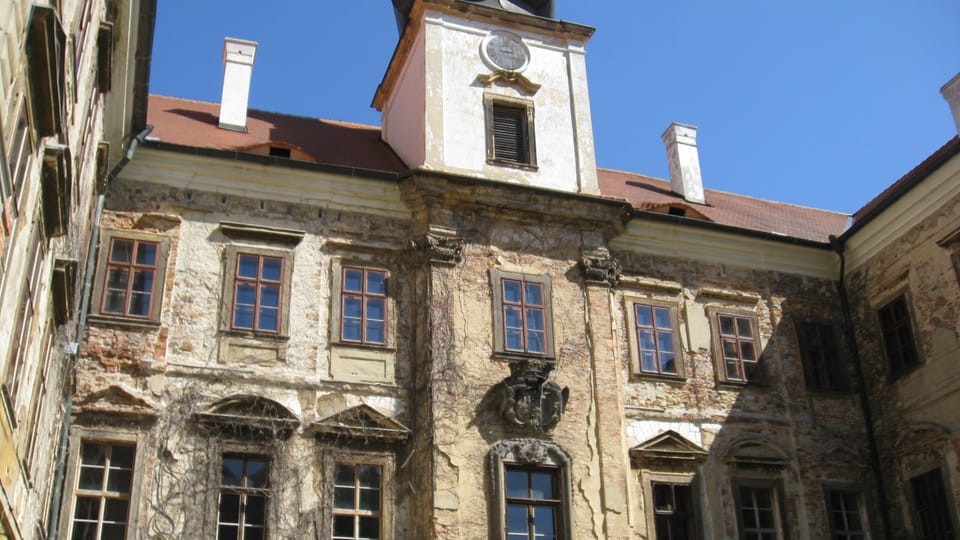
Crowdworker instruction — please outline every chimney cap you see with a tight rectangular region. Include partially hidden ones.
[941,72,960,136]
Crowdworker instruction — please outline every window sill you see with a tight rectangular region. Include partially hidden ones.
[332,341,395,353]
[220,329,290,342]
[88,314,162,330]
[631,372,687,385]
[493,351,556,364]
[487,158,538,171]
[716,379,768,391]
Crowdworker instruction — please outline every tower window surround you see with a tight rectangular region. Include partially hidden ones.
[484,94,537,169]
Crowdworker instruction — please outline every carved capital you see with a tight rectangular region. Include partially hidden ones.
[581,248,621,286]
[424,232,464,265]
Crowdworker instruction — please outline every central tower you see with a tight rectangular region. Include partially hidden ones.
[374,0,599,194]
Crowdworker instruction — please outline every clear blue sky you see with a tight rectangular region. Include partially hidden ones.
[149,1,959,214]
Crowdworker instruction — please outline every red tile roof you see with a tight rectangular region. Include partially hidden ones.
[147,94,850,243]
[597,169,850,243]
[147,95,407,172]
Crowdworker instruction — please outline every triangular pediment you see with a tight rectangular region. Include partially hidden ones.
[75,384,159,422]
[630,430,708,462]
[312,404,410,442]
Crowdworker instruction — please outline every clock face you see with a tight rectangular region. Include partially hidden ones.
[481,32,530,72]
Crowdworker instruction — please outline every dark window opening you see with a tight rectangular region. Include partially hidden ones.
[910,469,956,540]
[879,295,920,378]
[505,466,562,540]
[798,322,849,392]
[668,207,686,217]
[653,482,695,540]
[268,147,291,158]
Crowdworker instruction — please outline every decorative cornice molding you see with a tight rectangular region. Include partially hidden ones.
[477,71,541,95]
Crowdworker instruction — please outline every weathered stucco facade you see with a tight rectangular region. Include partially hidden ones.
[0,0,153,538]
[39,1,960,539]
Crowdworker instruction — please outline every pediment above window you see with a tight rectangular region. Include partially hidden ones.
[630,430,707,464]
[75,383,159,422]
[195,395,299,440]
[311,404,410,443]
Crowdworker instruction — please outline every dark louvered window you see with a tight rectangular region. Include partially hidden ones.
[492,103,527,163]
[486,97,535,167]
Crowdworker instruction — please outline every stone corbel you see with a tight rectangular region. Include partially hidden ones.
[423,231,464,265]
[581,247,621,286]
[477,71,541,96]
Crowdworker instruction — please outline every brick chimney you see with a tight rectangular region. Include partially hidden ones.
[662,123,705,205]
[218,37,258,132]
[941,72,960,136]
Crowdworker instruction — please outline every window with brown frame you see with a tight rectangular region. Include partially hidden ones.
[910,468,957,540]
[652,482,696,539]
[69,442,136,540]
[736,483,784,540]
[491,269,554,358]
[485,95,536,168]
[504,466,563,540]
[631,302,681,376]
[878,295,921,379]
[101,237,159,318]
[231,253,284,333]
[332,463,382,540]
[91,230,169,322]
[218,454,269,540]
[797,322,849,392]
[340,267,387,345]
[825,489,868,540]
[713,312,761,383]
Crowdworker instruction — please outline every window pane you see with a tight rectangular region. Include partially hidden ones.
[334,487,355,510]
[221,457,244,486]
[107,469,132,492]
[218,524,239,540]
[260,284,280,308]
[366,321,385,344]
[218,493,240,523]
[237,255,259,278]
[258,306,278,332]
[235,283,256,305]
[246,458,269,488]
[128,292,151,317]
[233,305,254,329]
[503,280,522,303]
[527,330,545,354]
[639,330,655,351]
[530,472,554,499]
[103,291,127,314]
[73,496,101,519]
[135,242,157,266]
[342,319,362,341]
[506,469,528,498]
[106,268,129,290]
[506,505,528,534]
[111,445,135,468]
[367,271,386,295]
[336,464,355,485]
[99,523,125,540]
[344,268,363,292]
[524,283,543,306]
[72,522,97,540]
[358,516,380,539]
[333,515,355,537]
[358,465,381,488]
[654,307,672,329]
[740,341,757,361]
[78,466,105,490]
[653,483,674,511]
[719,315,735,336]
[130,268,154,294]
[103,498,129,522]
[243,526,264,540]
[726,360,742,380]
[110,240,133,263]
[359,488,381,512]
[367,298,385,321]
[505,306,523,329]
[641,351,656,372]
[506,328,524,351]
[533,506,556,536]
[525,309,544,331]
[660,353,677,374]
[261,257,282,281]
[245,495,266,525]
[635,304,653,327]
[343,296,362,318]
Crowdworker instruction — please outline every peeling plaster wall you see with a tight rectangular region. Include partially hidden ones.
[844,186,960,538]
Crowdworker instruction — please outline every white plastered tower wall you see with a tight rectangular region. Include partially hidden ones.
[377,1,600,195]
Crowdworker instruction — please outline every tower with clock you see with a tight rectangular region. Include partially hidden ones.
[375,0,600,195]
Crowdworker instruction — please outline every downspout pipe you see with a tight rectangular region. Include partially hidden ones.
[47,124,153,540]
[829,234,893,539]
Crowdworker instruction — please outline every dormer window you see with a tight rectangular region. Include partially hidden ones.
[485,95,536,169]
[268,146,291,158]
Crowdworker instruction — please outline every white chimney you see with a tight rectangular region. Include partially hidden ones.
[662,122,705,205]
[218,37,258,132]
[941,72,960,136]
